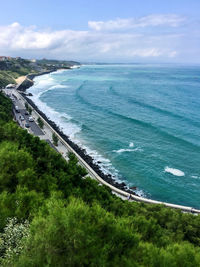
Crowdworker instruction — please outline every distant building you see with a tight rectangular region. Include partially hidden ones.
[0,56,7,61]
[0,56,12,61]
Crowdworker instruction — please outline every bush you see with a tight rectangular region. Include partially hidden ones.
[37,117,44,129]
[52,132,58,146]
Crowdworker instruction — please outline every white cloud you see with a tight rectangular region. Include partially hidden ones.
[88,14,185,31]
[128,48,162,57]
[0,17,191,62]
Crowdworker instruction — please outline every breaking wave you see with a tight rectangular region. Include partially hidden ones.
[113,148,143,154]
[164,167,185,177]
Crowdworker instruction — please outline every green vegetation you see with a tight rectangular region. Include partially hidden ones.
[25,102,28,110]
[0,71,16,87]
[24,103,32,115]
[0,91,200,266]
[0,58,36,87]
[37,117,44,129]
[52,132,59,146]
[28,106,32,115]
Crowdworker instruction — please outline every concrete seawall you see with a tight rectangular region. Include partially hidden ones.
[18,90,200,214]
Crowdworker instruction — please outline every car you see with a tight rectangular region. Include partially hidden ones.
[25,111,29,115]
[25,123,30,128]
[15,106,20,113]
[20,116,25,121]
[28,116,34,122]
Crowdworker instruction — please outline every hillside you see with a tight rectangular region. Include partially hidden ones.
[0,57,80,87]
[0,91,200,266]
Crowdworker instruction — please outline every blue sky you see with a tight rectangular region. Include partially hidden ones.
[0,0,200,63]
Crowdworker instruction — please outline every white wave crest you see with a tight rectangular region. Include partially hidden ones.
[27,92,81,139]
[49,84,67,90]
[113,147,142,153]
[82,146,120,178]
[191,175,200,179]
[29,74,68,98]
[164,167,185,176]
[53,69,68,75]
[134,189,145,197]
[129,142,134,147]
[34,75,55,88]
[70,65,80,69]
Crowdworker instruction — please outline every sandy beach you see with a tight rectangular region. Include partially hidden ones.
[15,75,26,84]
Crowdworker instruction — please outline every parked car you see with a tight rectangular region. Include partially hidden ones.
[25,111,29,115]
[25,123,30,128]
[15,105,20,113]
[28,116,34,122]
[20,116,25,121]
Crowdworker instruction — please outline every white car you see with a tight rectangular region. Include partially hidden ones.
[28,116,34,122]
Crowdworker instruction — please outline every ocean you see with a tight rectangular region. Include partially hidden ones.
[27,64,200,208]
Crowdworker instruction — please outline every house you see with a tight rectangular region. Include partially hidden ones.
[0,56,12,61]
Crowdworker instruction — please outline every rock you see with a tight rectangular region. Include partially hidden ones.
[17,78,34,91]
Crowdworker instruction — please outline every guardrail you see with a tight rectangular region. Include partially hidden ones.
[17,90,200,214]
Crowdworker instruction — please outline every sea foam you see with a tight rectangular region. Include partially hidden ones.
[28,74,76,135]
[191,175,200,179]
[164,167,185,177]
[113,147,142,153]
[129,142,134,147]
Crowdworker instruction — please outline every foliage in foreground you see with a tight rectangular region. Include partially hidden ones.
[0,92,200,266]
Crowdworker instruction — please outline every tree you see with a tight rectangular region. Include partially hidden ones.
[9,197,139,266]
[52,132,58,146]
[28,107,32,115]
[37,117,44,129]
[0,141,34,193]
[25,102,28,110]
[0,217,29,266]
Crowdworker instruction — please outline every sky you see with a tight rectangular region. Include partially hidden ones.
[0,0,200,63]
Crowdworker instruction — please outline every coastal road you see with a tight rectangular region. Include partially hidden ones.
[20,109,44,136]
[6,88,64,155]
[5,88,44,136]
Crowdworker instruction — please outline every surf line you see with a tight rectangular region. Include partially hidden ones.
[17,90,200,215]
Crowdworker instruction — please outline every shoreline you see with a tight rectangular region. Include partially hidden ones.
[23,95,134,195]
[20,69,135,195]
[17,69,200,213]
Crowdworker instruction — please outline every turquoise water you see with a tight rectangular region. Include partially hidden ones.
[28,64,200,208]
